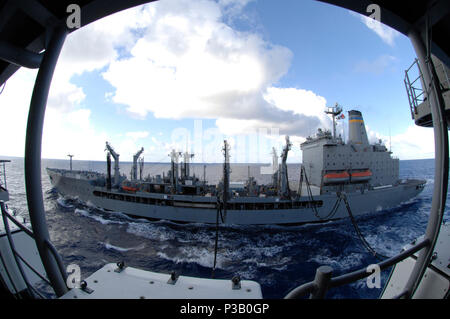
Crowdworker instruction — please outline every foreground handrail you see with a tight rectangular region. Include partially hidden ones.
[403,27,449,299]
[44,239,68,282]
[284,239,430,299]
[284,281,316,299]
[0,202,34,238]
[0,201,65,298]
[24,25,69,297]
[1,202,38,298]
[330,239,429,288]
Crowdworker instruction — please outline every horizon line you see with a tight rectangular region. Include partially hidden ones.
[0,155,437,164]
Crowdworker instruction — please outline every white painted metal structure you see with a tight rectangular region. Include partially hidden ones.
[381,224,449,299]
[60,263,262,299]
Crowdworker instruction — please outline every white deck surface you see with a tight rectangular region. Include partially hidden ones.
[61,263,263,299]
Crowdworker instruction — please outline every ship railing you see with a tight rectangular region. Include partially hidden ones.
[404,58,426,119]
[0,201,66,298]
[284,238,430,299]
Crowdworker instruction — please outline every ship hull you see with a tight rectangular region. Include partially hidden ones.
[47,168,425,225]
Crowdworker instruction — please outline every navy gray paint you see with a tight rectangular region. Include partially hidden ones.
[47,110,425,225]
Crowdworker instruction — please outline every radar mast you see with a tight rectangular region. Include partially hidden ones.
[325,103,343,140]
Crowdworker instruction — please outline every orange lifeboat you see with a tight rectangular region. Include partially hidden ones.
[323,171,350,184]
[122,185,138,193]
[350,170,372,183]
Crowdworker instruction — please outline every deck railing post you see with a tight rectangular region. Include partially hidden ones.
[309,265,333,299]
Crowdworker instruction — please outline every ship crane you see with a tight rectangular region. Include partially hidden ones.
[279,136,292,198]
[105,141,120,186]
[169,150,181,193]
[271,147,279,190]
[131,147,144,181]
[182,151,195,180]
[138,157,144,181]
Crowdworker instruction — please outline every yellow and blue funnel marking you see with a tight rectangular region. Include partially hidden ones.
[349,115,364,123]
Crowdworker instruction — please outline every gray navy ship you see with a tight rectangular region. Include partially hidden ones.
[47,106,425,225]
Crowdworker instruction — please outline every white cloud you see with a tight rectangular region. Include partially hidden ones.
[390,125,435,160]
[0,67,109,161]
[365,124,385,145]
[43,107,109,161]
[56,4,153,82]
[0,0,326,163]
[354,54,398,75]
[363,124,435,160]
[0,1,435,163]
[101,0,327,141]
[349,10,400,46]
[47,80,86,112]
[125,131,150,140]
[35,5,156,160]
[0,69,37,157]
[264,87,331,130]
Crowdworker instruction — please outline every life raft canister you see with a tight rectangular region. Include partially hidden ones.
[323,171,350,184]
[350,170,372,183]
[122,185,138,192]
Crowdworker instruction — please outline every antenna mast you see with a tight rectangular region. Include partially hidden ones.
[325,103,343,139]
[222,140,230,221]
[389,123,392,153]
[67,154,74,171]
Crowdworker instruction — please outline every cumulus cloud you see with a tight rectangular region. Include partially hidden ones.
[0,1,434,163]
[0,69,37,157]
[125,131,150,140]
[0,67,109,161]
[43,107,109,160]
[353,54,398,75]
[42,5,155,160]
[390,125,435,160]
[348,10,400,46]
[101,0,328,140]
[0,2,156,161]
[363,123,435,160]
[47,4,155,115]
[56,5,153,80]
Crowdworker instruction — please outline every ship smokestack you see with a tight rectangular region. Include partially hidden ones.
[348,110,369,145]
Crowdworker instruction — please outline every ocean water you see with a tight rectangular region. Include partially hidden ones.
[2,157,449,299]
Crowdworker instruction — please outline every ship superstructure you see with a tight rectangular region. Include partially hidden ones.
[301,106,399,195]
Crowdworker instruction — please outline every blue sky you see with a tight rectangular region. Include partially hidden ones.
[250,0,416,134]
[0,0,435,162]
